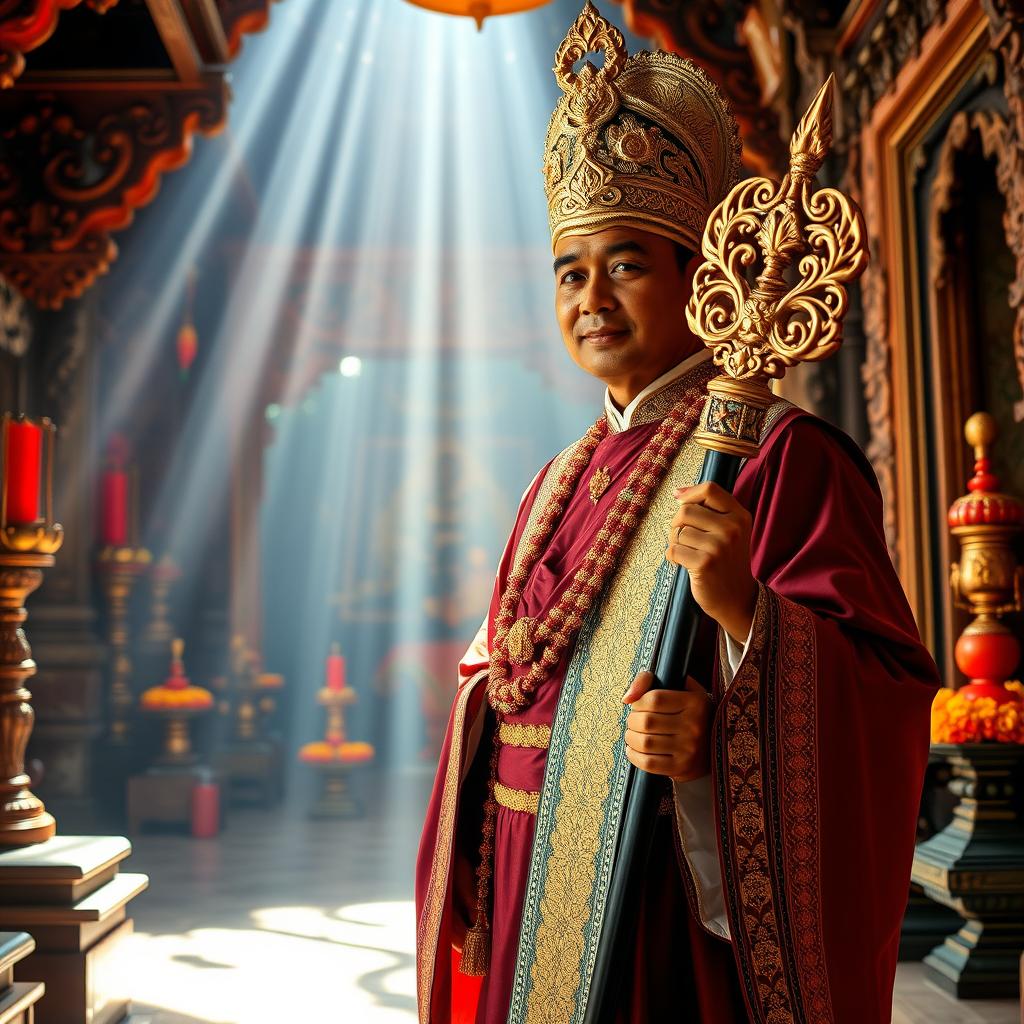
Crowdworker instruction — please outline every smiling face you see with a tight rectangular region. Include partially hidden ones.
[553,226,701,409]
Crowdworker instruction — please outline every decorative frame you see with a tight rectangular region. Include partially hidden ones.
[856,0,991,652]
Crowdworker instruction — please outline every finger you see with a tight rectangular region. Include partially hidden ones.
[673,481,743,515]
[668,526,724,555]
[666,539,720,570]
[684,675,710,697]
[628,688,687,714]
[622,670,655,705]
[670,503,734,536]
[626,709,683,734]
[625,729,681,755]
[625,747,683,777]
[627,697,706,734]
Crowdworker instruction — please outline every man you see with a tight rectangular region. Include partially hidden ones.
[416,5,939,1022]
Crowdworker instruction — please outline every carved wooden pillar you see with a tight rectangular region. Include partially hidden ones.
[980,0,1024,420]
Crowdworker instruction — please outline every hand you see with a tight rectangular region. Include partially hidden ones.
[667,481,756,644]
[623,671,713,782]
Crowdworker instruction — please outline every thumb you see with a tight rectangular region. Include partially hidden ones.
[683,675,708,696]
[623,670,655,704]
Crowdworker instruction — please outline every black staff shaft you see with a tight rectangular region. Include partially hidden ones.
[583,445,743,1024]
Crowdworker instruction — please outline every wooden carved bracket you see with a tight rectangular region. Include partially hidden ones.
[0,80,228,308]
[218,0,277,58]
[613,0,787,175]
[0,0,120,88]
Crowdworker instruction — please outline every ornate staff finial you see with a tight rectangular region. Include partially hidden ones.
[686,74,868,456]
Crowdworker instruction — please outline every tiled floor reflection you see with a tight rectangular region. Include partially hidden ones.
[121,766,1018,1023]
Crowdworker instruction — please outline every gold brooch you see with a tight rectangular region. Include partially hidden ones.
[589,466,612,503]
[507,616,537,666]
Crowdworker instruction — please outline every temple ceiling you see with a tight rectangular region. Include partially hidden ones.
[0,0,277,309]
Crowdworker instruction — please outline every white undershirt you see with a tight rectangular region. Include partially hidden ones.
[603,348,713,431]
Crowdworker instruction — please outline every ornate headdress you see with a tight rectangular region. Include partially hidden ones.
[544,2,742,252]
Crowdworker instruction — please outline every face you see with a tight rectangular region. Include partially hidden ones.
[553,226,700,404]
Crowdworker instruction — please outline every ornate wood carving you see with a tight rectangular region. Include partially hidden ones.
[614,0,786,175]
[842,0,949,132]
[0,80,228,308]
[859,254,897,560]
[980,0,1024,418]
[0,0,119,88]
[217,0,276,58]
[929,110,1008,290]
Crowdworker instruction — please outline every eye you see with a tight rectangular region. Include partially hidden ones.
[560,270,583,284]
[612,261,641,273]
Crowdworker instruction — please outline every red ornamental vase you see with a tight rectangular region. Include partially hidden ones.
[955,626,1022,702]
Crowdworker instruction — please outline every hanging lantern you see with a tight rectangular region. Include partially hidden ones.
[404,0,552,30]
[176,268,198,378]
[177,322,198,377]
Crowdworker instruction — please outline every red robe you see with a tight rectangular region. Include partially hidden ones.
[416,398,939,1024]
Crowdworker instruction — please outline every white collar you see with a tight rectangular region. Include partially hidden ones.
[603,349,712,431]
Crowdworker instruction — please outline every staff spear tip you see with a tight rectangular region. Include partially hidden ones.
[790,74,835,177]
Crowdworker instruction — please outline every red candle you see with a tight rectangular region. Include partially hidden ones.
[3,418,42,525]
[326,643,346,692]
[101,469,128,547]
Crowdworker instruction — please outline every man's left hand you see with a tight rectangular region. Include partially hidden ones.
[667,481,756,644]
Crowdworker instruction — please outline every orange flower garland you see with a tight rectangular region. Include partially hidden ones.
[931,682,1024,744]
[140,685,214,710]
[298,740,374,764]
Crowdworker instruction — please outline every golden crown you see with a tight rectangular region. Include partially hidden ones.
[544,2,742,253]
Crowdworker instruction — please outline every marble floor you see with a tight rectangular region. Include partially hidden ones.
[117,766,1019,1024]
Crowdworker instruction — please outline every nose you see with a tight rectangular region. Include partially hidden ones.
[579,272,617,316]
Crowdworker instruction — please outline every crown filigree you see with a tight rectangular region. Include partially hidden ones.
[544,2,741,252]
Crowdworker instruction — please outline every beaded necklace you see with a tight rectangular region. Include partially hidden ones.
[488,393,705,715]
[460,384,706,977]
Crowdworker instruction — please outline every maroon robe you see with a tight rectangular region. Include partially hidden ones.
[416,396,939,1024]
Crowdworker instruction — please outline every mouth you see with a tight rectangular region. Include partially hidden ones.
[580,328,629,346]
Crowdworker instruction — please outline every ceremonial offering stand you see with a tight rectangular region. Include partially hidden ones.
[586,77,868,1021]
[127,640,219,834]
[912,412,1024,998]
[213,635,285,807]
[0,414,147,1024]
[299,646,374,819]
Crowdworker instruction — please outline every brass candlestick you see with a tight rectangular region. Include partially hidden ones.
[97,546,151,744]
[0,415,63,846]
[143,554,181,647]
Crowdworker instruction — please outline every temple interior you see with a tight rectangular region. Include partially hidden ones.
[0,0,1022,1021]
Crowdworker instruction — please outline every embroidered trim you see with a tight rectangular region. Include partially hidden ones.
[499,722,552,749]
[415,673,485,1024]
[607,357,716,433]
[776,594,832,1019]
[495,781,540,814]
[716,585,800,1023]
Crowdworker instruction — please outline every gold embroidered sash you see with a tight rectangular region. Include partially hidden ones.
[506,430,707,1024]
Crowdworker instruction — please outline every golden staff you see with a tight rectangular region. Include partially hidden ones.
[585,75,869,1022]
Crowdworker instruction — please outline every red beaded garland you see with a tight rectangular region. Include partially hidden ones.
[487,389,705,715]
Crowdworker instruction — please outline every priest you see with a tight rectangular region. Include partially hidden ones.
[416,5,939,1023]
